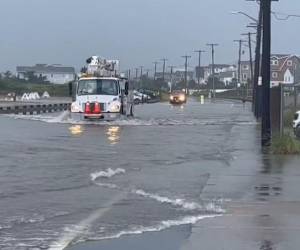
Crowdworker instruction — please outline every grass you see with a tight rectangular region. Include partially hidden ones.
[271,134,300,155]
[284,109,297,128]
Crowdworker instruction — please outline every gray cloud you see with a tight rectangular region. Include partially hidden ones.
[0,0,299,72]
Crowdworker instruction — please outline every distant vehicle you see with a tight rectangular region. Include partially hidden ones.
[293,111,300,137]
[70,56,134,120]
[133,90,150,104]
[169,90,187,104]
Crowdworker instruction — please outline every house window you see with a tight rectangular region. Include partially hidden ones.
[287,60,293,66]
[51,74,53,78]
[272,72,278,78]
[243,65,248,70]
[243,74,247,80]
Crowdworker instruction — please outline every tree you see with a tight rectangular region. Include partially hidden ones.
[24,71,48,83]
[4,71,12,79]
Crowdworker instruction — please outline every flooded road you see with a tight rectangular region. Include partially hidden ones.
[0,99,299,250]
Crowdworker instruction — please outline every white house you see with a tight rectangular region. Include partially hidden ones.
[219,71,236,86]
[283,68,294,85]
[17,64,76,84]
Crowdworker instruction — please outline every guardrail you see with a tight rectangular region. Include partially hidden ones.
[0,103,71,115]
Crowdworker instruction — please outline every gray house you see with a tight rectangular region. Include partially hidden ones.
[17,64,76,84]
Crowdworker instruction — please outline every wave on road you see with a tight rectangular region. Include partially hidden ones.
[82,214,221,243]
[90,168,126,181]
[6,111,257,127]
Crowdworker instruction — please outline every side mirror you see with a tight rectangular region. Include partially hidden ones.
[68,82,73,97]
[69,82,77,101]
[124,81,129,95]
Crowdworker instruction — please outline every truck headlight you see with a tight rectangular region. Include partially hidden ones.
[71,103,81,113]
[109,102,121,112]
[170,95,174,100]
[179,95,185,101]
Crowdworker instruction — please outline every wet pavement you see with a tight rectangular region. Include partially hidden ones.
[0,98,299,250]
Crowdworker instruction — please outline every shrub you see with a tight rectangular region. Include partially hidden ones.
[271,134,300,155]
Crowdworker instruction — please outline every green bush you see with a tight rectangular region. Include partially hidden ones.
[271,134,300,155]
[0,79,69,97]
[284,109,296,128]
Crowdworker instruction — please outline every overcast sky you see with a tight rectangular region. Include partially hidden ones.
[0,0,300,73]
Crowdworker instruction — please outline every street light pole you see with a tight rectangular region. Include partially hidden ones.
[194,50,205,85]
[231,11,259,23]
[207,43,219,99]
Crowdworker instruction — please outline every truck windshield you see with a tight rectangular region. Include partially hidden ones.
[294,113,299,120]
[77,79,118,96]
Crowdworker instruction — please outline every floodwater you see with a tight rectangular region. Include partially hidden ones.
[0,98,287,250]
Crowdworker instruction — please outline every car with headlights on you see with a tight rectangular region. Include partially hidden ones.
[169,90,187,104]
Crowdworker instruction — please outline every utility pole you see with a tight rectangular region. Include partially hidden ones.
[234,39,246,87]
[168,65,176,92]
[207,43,219,99]
[146,69,150,78]
[194,50,205,85]
[261,0,278,146]
[135,68,139,82]
[251,3,263,119]
[139,66,144,91]
[161,58,168,82]
[242,32,256,98]
[153,61,159,81]
[294,65,298,108]
[140,66,143,80]
[127,69,131,81]
[182,55,191,95]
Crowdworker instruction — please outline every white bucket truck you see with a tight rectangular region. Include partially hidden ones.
[70,56,134,121]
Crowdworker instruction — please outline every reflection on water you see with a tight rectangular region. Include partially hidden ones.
[106,126,121,145]
[255,155,284,201]
[69,125,84,136]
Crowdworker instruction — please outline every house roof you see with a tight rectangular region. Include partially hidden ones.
[271,54,290,59]
[17,64,75,74]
